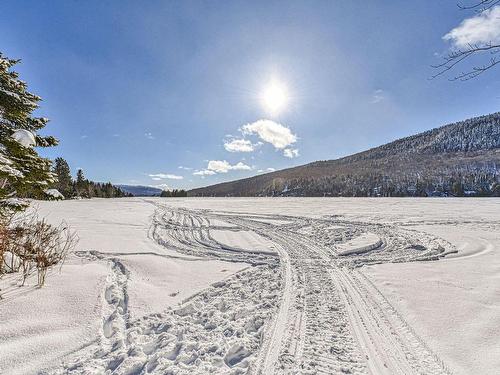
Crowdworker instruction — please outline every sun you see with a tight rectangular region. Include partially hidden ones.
[260,79,289,115]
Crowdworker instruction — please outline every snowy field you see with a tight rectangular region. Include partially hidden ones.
[1,197,499,374]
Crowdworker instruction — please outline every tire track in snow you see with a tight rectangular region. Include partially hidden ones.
[49,206,282,375]
[219,215,366,375]
[49,204,454,374]
[250,240,293,375]
[209,211,453,375]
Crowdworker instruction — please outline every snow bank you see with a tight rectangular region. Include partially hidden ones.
[44,188,64,200]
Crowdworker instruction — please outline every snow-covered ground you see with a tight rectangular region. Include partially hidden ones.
[1,197,499,374]
[0,199,247,374]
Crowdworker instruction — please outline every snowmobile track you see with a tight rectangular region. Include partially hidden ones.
[49,203,453,374]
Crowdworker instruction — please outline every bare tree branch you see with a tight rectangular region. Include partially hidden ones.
[457,0,500,11]
[431,3,500,80]
[431,43,500,80]
[453,58,500,80]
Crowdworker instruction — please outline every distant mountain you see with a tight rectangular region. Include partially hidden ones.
[189,112,500,197]
[116,185,163,197]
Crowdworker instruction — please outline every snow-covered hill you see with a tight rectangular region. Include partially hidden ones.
[189,112,500,197]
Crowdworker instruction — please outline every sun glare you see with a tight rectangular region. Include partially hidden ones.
[260,79,289,115]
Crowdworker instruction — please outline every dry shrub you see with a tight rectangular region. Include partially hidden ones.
[0,210,77,294]
[0,213,15,276]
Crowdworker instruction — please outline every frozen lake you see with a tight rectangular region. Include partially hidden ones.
[1,197,499,374]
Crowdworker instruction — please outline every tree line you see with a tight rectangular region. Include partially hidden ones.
[261,170,500,198]
[51,157,131,199]
[160,189,187,197]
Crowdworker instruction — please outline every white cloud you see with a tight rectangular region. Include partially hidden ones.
[178,166,193,170]
[194,160,252,176]
[207,160,232,173]
[223,138,255,152]
[371,89,385,104]
[283,148,299,158]
[148,173,184,180]
[145,132,155,140]
[231,162,252,171]
[207,160,251,173]
[443,6,500,48]
[193,169,216,176]
[241,119,297,149]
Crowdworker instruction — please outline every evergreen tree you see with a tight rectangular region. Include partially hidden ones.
[491,182,500,197]
[451,181,464,197]
[104,182,114,198]
[0,52,57,211]
[75,169,86,197]
[94,183,102,197]
[52,157,73,198]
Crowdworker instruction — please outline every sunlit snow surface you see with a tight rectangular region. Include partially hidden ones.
[1,198,499,375]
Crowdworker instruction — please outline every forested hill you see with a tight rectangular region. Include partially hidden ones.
[188,112,500,197]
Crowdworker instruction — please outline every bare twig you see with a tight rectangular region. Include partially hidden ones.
[457,0,500,11]
[431,43,500,80]
[431,2,500,80]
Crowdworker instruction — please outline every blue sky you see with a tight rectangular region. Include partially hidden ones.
[1,1,499,189]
